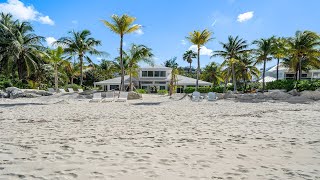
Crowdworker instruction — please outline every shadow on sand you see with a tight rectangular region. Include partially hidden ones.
[131,102,162,106]
[0,103,47,108]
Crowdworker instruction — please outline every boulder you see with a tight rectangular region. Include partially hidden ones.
[216,93,225,99]
[22,89,53,96]
[288,89,300,96]
[285,96,313,104]
[300,91,320,101]
[224,91,236,99]
[128,91,142,100]
[24,93,42,98]
[256,92,266,99]
[265,91,292,100]
[0,90,9,98]
[5,87,26,99]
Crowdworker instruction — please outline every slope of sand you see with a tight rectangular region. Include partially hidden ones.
[0,94,320,179]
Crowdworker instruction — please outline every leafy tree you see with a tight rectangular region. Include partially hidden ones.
[236,52,260,91]
[201,62,222,86]
[183,50,197,73]
[186,29,213,90]
[271,37,288,80]
[164,57,179,96]
[102,14,141,91]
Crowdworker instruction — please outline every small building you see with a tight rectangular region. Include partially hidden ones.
[264,64,320,81]
[94,66,212,93]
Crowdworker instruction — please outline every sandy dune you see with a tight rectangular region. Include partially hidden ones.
[0,95,320,179]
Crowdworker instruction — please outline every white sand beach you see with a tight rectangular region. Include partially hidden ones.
[0,95,320,179]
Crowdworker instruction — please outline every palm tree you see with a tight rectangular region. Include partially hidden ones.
[55,30,104,86]
[45,46,70,92]
[271,37,288,80]
[186,29,213,91]
[0,13,45,81]
[201,62,222,86]
[253,38,273,93]
[124,44,154,91]
[164,57,179,96]
[287,31,320,80]
[183,50,197,73]
[102,14,141,91]
[236,52,260,91]
[212,36,249,92]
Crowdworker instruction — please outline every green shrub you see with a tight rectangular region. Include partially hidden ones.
[184,86,225,94]
[157,90,168,95]
[135,89,147,94]
[64,84,83,91]
[267,79,320,92]
[0,79,12,89]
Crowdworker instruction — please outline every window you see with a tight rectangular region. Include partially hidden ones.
[160,86,166,90]
[302,74,308,78]
[155,71,160,77]
[148,71,154,77]
[142,71,147,77]
[110,85,119,90]
[141,81,153,84]
[160,71,166,77]
[141,86,148,90]
[155,81,166,84]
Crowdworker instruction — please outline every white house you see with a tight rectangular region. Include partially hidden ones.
[263,63,320,82]
[94,65,212,93]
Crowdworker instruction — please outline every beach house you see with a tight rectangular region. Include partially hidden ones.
[94,66,212,93]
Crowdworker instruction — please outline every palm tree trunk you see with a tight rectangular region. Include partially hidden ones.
[262,59,266,93]
[120,34,125,92]
[129,71,133,91]
[298,57,302,80]
[196,46,200,91]
[189,63,192,74]
[276,58,279,80]
[17,59,24,80]
[232,63,236,92]
[54,64,58,92]
[79,54,84,86]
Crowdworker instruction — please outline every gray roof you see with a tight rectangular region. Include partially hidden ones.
[94,75,138,85]
[175,75,212,86]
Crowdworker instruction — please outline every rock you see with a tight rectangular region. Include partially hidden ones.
[300,91,320,101]
[265,91,292,100]
[256,92,266,99]
[237,94,256,100]
[24,93,41,98]
[128,91,142,100]
[285,96,313,104]
[5,87,26,99]
[224,91,236,99]
[288,89,300,96]
[22,89,53,96]
[0,90,9,98]
[216,93,224,99]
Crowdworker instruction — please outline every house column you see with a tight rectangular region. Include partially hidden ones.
[107,85,110,91]
[311,72,314,80]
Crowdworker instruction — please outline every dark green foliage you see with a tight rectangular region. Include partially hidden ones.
[157,90,168,95]
[135,89,147,94]
[64,84,83,91]
[266,80,320,91]
[0,76,12,89]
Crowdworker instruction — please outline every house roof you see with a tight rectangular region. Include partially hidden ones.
[259,76,276,83]
[267,64,288,72]
[94,75,138,85]
[175,75,212,86]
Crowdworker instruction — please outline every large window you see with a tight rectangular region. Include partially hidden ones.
[142,71,148,77]
[155,81,166,84]
[160,71,166,77]
[160,86,166,90]
[148,71,154,77]
[110,85,119,90]
[155,71,160,77]
[140,81,153,84]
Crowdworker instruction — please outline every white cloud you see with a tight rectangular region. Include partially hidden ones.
[181,40,187,46]
[135,28,144,35]
[71,20,78,25]
[45,37,56,47]
[0,0,54,25]
[237,11,254,22]
[39,16,54,25]
[188,45,213,56]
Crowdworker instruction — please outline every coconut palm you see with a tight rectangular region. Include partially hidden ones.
[183,50,197,73]
[271,37,288,80]
[0,13,45,81]
[102,14,141,91]
[236,52,260,91]
[287,31,320,80]
[253,38,274,93]
[124,44,154,91]
[55,30,104,86]
[45,46,70,92]
[212,36,249,92]
[164,57,179,96]
[186,29,213,90]
[201,62,222,86]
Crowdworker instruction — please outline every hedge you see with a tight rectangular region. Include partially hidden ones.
[157,90,168,95]
[266,80,320,92]
[135,89,147,94]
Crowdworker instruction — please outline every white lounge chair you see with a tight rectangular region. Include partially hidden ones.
[90,92,102,102]
[207,92,217,101]
[59,89,66,93]
[192,91,202,102]
[103,92,114,102]
[67,88,75,93]
[115,92,128,102]
[48,88,55,93]
[78,89,84,93]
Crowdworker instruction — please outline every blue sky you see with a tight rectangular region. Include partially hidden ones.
[1,0,319,68]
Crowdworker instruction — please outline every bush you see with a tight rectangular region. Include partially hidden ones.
[64,84,83,91]
[267,80,320,92]
[157,90,168,95]
[184,86,226,94]
[135,89,147,94]
[0,78,12,89]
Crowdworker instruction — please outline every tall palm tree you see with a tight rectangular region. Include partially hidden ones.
[45,46,70,92]
[253,38,273,93]
[186,29,213,91]
[287,31,320,80]
[102,14,141,91]
[124,44,154,91]
[212,36,249,92]
[183,50,197,73]
[201,62,222,86]
[164,57,179,96]
[236,52,260,91]
[55,30,104,86]
[0,13,45,81]
[271,37,288,80]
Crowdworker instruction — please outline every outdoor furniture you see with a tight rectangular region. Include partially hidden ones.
[192,91,202,102]
[115,92,128,102]
[59,89,67,93]
[103,91,114,102]
[90,92,102,102]
[48,88,55,93]
[207,92,217,101]
[67,88,75,93]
